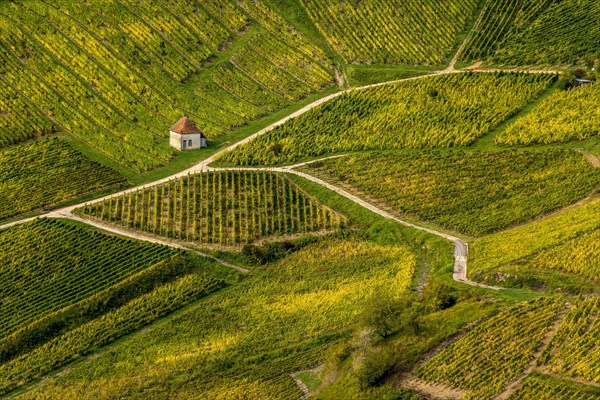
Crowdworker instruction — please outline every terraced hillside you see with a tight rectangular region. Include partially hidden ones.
[470,196,600,290]
[497,82,600,145]
[302,149,600,236]
[300,0,480,64]
[1,1,600,399]
[2,237,420,399]
[0,138,126,221]
[0,218,230,392]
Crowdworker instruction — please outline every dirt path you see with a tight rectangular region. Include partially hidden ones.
[211,158,501,290]
[403,377,466,400]
[445,0,491,72]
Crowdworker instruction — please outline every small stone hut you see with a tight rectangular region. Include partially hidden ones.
[169,116,207,150]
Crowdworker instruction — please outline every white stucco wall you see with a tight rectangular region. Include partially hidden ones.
[169,131,206,151]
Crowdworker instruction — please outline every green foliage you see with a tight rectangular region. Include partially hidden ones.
[0,138,125,221]
[460,0,600,66]
[470,197,600,278]
[241,235,325,265]
[305,149,599,236]
[459,0,555,63]
[0,219,180,346]
[415,298,564,399]
[220,73,555,166]
[497,82,600,145]
[0,83,55,148]
[299,0,479,64]
[528,230,600,281]
[537,297,600,384]
[80,171,346,248]
[492,0,600,66]
[13,238,417,399]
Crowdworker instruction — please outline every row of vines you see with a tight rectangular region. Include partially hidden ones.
[0,271,224,396]
[13,239,417,399]
[414,298,564,399]
[497,82,600,145]
[300,0,478,64]
[0,0,333,170]
[508,373,600,399]
[0,218,180,340]
[470,197,600,277]
[538,297,600,384]
[459,0,554,63]
[79,171,346,248]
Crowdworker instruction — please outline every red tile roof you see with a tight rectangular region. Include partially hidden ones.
[170,117,204,136]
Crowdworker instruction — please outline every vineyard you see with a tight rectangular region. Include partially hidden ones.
[14,238,417,399]
[219,72,556,166]
[527,230,600,282]
[537,297,600,384]
[508,373,600,400]
[79,171,346,248]
[0,269,226,396]
[0,138,125,221]
[0,0,334,171]
[2,1,600,398]
[458,0,600,66]
[302,149,600,236]
[299,0,479,64]
[414,298,564,399]
[0,82,55,148]
[470,197,600,278]
[0,218,180,341]
[497,82,600,145]
[458,0,555,63]
[492,0,600,66]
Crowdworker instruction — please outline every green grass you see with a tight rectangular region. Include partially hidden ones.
[346,64,435,86]
[295,369,322,393]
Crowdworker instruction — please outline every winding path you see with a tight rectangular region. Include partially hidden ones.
[207,159,501,290]
[0,66,560,287]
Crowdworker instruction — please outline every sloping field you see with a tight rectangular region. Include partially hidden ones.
[0,138,125,221]
[300,0,479,64]
[497,82,600,145]
[470,196,600,277]
[219,73,555,166]
[8,238,417,399]
[302,149,600,236]
[460,0,600,66]
[79,171,347,248]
